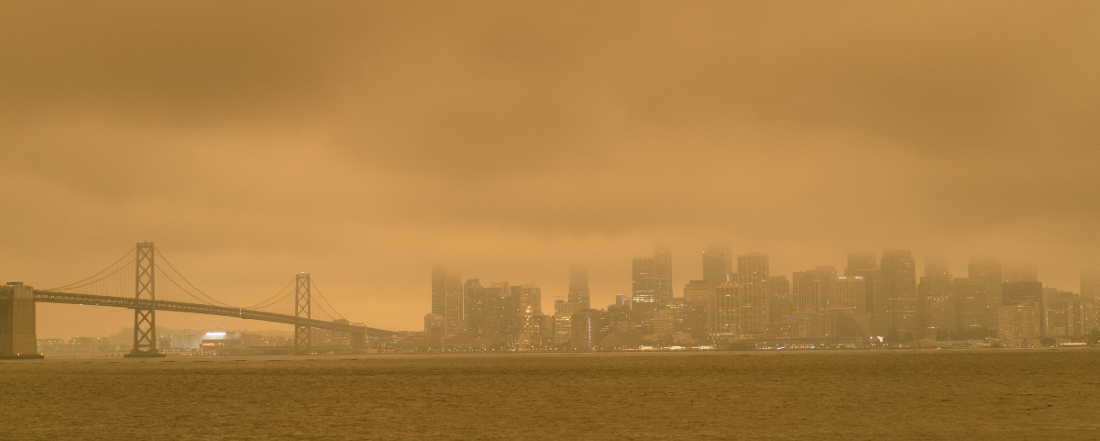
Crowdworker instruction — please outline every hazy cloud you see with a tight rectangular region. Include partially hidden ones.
[2,1,1098,335]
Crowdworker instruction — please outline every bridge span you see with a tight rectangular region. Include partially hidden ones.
[1,243,395,359]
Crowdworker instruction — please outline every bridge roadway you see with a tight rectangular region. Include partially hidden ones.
[3,290,396,338]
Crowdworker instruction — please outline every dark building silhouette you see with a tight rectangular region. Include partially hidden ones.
[1003,264,1038,283]
[965,256,1003,337]
[845,253,877,314]
[483,282,516,347]
[918,257,955,340]
[767,275,791,324]
[873,249,918,342]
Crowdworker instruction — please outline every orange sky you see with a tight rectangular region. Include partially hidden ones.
[2,1,1098,337]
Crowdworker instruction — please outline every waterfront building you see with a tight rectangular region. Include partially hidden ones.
[873,249,919,342]
[483,282,516,347]
[918,257,955,340]
[999,302,1042,340]
[971,256,1003,333]
[571,310,601,350]
[683,280,712,340]
[1003,282,1044,336]
[713,282,741,339]
[738,253,770,338]
[553,313,572,346]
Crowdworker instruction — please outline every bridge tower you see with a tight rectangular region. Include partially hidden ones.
[0,282,42,359]
[294,273,312,355]
[126,242,163,358]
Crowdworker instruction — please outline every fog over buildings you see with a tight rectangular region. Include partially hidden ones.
[1,2,1099,339]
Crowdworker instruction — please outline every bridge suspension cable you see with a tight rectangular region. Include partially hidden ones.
[44,248,135,292]
[40,243,357,325]
[308,279,346,321]
[242,278,296,311]
[153,248,234,307]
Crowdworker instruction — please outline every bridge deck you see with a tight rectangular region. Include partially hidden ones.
[0,291,395,337]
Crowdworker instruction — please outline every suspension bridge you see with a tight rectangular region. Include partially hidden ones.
[0,242,394,359]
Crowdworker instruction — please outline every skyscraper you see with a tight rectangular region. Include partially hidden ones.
[1003,264,1038,283]
[738,253,769,337]
[917,257,955,340]
[790,266,835,312]
[571,310,601,350]
[442,269,464,336]
[826,277,870,339]
[767,275,791,323]
[1003,281,1044,336]
[713,282,741,339]
[873,249,918,342]
[1003,282,1043,306]
[568,264,591,310]
[999,303,1042,340]
[431,264,448,317]
[791,270,822,313]
[790,270,824,338]
[512,283,542,316]
[845,253,877,314]
[682,280,712,340]
[955,278,987,338]
[483,282,515,347]
[463,279,486,338]
[833,277,866,310]
[654,245,673,307]
[1082,271,1100,299]
[631,257,657,309]
[702,245,732,285]
[969,256,1003,336]
[814,266,838,308]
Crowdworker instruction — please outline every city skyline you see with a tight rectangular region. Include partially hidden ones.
[422,244,1098,345]
[12,242,1100,339]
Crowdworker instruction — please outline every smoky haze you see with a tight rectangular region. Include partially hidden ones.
[1,1,1098,337]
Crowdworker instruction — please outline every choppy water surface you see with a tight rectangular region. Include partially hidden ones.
[2,350,1099,440]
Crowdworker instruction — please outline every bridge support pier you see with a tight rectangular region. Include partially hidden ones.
[351,330,366,352]
[126,242,164,358]
[0,282,43,359]
[294,273,312,355]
